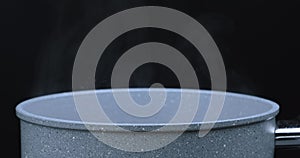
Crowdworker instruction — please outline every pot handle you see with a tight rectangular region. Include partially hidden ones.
[275,120,300,148]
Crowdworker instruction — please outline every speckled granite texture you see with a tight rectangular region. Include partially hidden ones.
[17,89,279,157]
[21,119,275,158]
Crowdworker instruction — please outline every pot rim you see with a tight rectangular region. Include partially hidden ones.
[16,88,279,131]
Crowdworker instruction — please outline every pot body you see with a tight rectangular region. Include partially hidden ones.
[21,118,275,158]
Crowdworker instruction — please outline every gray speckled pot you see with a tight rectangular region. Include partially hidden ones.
[16,89,281,158]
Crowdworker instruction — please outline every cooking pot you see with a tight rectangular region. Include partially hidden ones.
[16,88,300,157]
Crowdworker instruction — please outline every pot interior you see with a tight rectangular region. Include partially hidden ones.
[16,88,279,130]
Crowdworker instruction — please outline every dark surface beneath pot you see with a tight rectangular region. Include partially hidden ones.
[1,0,300,157]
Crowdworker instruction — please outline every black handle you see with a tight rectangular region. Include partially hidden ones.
[275,120,300,148]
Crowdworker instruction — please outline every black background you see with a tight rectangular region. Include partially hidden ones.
[1,0,300,157]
